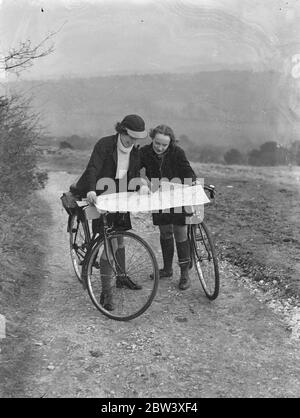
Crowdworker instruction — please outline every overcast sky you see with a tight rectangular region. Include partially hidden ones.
[1,0,300,79]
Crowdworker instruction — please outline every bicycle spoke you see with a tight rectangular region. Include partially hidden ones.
[86,231,159,321]
[69,213,91,283]
[191,222,219,300]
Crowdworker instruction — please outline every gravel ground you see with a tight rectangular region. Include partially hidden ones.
[1,171,300,398]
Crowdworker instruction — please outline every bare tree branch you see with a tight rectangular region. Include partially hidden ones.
[1,27,61,74]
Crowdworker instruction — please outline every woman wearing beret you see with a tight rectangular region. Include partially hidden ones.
[139,124,196,290]
[71,114,148,310]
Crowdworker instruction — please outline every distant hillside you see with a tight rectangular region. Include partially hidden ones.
[9,71,298,151]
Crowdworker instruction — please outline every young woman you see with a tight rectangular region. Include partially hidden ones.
[139,125,196,290]
[71,114,148,310]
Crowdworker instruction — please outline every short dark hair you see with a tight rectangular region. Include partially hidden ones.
[115,121,128,135]
[149,124,176,144]
[115,114,147,138]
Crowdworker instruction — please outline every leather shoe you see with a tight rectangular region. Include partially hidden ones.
[150,268,173,280]
[116,275,142,290]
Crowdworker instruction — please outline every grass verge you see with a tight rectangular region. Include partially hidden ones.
[193,163,300,303]
[0,192,52,332]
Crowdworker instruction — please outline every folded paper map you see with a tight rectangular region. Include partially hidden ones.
[93,183,210,213]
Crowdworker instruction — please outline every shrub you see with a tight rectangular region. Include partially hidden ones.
[59,140,73,149]
[224,148,244,165]
[0,94,48,199]
[288,140,300,165]
[247,141,289,166]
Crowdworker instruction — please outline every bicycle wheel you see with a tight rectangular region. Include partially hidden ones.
[190,222,219,300]
[84,231,159,321]
[69,211,91,283]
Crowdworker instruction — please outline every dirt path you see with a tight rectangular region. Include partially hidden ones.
[2,171,300,398]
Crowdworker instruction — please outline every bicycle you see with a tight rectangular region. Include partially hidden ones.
[186,184,220,300]
[68,207,91,284]
[64,183,218,320]
[63,194,159,321]
[60,191,91,284]
[76,206,160,321]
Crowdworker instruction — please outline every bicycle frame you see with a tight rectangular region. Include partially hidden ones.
[189,223,213,263]
[89,212,121,276]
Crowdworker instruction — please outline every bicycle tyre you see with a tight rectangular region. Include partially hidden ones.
[84,231,159,321]
[190,221,220,300]
[69,211,91,283]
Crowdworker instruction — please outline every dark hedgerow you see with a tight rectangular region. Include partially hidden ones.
[0,94,48,199]
[0,93,49,302]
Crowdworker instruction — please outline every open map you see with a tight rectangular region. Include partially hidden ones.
[93,183,210,213]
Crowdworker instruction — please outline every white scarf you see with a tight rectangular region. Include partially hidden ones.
[115,135,133,179]
[117,135,133,154]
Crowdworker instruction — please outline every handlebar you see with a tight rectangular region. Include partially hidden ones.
[204,184,216,199]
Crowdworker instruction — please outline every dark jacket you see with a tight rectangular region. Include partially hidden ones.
[73,134,140,197]
[139,142,197,226]
[139,142,196,185]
